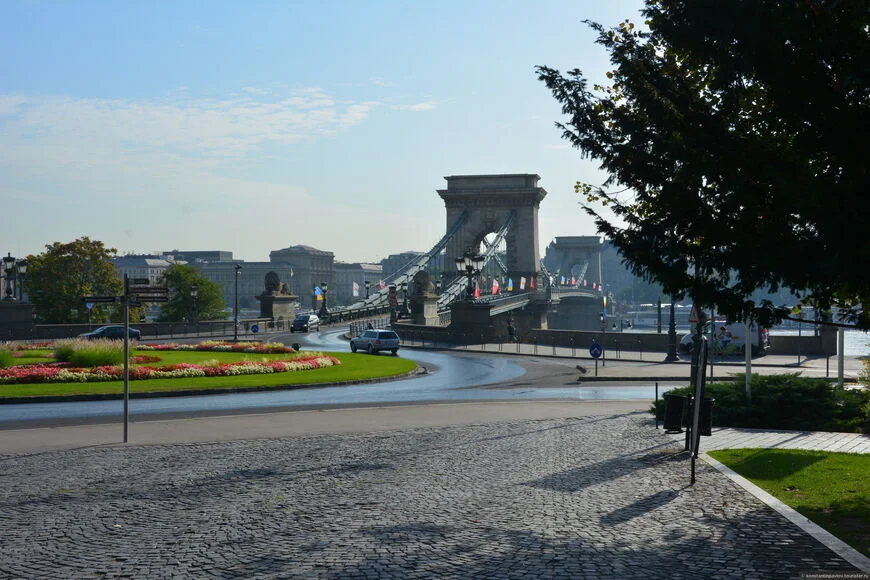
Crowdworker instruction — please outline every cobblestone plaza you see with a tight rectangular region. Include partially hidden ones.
[1,413,864,579]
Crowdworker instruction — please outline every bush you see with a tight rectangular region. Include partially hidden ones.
[652,373,870,433]
[0,349,14,368]
[53,339,124,367]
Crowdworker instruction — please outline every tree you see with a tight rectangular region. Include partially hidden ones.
[157,264,225,322]
[25,237,125,324]
[537,0,869,328]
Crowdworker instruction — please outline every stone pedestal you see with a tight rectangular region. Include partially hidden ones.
[409,294,440,326]
[0,301,35,341]
[448,301,493,336]
[256,294,297,322]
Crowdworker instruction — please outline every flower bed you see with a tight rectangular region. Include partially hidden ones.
[137,341,296,354]
[0,355,341,384]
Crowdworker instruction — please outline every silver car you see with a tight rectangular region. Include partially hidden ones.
[350,329,400,355]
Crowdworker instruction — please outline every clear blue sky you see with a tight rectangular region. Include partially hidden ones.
[1,0,643,263]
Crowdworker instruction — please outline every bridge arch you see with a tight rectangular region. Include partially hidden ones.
[438,174,546,290]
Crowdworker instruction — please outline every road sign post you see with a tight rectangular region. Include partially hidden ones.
[589,342,603,376]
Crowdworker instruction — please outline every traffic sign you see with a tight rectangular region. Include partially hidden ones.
[133,294,169,302]
[82,296,119,303]
[128,278,150,286]
[589,342,603,359]
[85,302,94,310]
[251,324,259,334]
[127,285,167,294]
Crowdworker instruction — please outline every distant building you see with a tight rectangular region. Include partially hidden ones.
[270,245,334,312]
[160,250,234,264]
[333,262,384,305]
[381,251,425,279]
[112,255,176,285]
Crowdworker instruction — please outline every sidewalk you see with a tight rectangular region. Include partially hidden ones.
[405,339,866,382]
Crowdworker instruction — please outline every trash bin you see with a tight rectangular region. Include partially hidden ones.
[662,394,687,434]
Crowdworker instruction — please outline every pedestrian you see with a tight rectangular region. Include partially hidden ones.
[507,321,516,343]
[367,322,374,330]
[718,325,732,348]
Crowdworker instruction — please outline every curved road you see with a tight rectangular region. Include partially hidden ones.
[0,329,663,427]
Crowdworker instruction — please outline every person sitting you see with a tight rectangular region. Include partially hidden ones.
[718,325,732,348]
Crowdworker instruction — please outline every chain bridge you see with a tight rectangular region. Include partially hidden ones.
[329,175,606,333]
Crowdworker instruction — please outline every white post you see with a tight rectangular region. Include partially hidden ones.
[837,326,845,388]
[744,318,752,403]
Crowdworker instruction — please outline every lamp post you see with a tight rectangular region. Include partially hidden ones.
[318,281,329,319]
[190,284,198,324]
[665,297,679,361]
[398,282,410,318]
[364,279,371,299]
[455,251,485,300]
[233,263,242,342]
[2,253,27,301]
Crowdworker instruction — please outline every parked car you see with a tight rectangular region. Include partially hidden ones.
[78,325,142,341]
[350,329,400,355]
[290,313,320,332]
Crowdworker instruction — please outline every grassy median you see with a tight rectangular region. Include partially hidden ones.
[709,448,869,557]
[0,350,418,399]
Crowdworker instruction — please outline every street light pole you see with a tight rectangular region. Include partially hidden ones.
[364,280,370,300]
[665,298,679,361]
[455,251,484,301]
[233,264,242,342]
[318,282,329,319]
[190,284,198,324]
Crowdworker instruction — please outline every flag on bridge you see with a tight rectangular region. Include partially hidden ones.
[507,278,514,292]
[314,286,322,296]
[491,279,499,294]
[530,278,535,289]
[379,280,385,289]
[520,276,526,290]
[571,277,576,285]
[352,281,359,297]
[473,286,480,298]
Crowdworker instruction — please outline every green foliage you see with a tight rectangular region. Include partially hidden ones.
[157,264,225,322]
[537,0,870,329]
[0,349,15,368]
[24,237,124,324]
[53,339,124,367]
[652,374,870,433]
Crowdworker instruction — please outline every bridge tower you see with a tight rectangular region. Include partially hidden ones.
[543,236,606,330]
[438,174,546,290]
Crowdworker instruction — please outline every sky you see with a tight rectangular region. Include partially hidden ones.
[1,0,644,264]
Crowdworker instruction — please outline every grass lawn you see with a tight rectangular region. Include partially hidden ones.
[708,448,870,557]
[0,351,418,399]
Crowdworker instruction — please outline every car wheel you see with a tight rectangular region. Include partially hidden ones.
[391,349,398,355]
[290,328,295,333]
[367,344,375,355]
[351,343,357,353]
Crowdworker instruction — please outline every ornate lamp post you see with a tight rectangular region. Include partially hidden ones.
[455,251,485,301]
[2,253,27,302]
[364,279,371,299]
[664,297,679,361]
[398,282,410,318]
[233,264,242,341]
[318,281,329,318]
[190,284,198,324]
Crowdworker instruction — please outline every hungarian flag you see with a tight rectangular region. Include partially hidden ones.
[571,277,576,285]
[491,279,499,294]
[583,280,587,286]
[352,281,359,297]
[530,278,535,288]
[473,286,480,298]
[379,280,385,289]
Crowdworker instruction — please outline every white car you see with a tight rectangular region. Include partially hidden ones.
[350,329,400,355]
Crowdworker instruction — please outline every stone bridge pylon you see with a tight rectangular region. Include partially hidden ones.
[438,174,547,290]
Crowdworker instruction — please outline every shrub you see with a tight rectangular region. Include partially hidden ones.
[0,349,15,368]
[53,339,124,367]
[652,373,870,433]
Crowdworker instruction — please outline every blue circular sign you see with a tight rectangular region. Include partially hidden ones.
[589,342,603,359]
[251,324,259,334]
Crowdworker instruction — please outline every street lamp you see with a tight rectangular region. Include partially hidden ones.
[2,253,27,301]
[319,281,329,318]
[364,279,371,299]
[455,251,485,300]
[190,284,198,324]
[233,264,242,341]
[665,297,679,361]
[399,281,409,318]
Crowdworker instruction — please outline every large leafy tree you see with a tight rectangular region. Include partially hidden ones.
[157,264,225,322]
[537,0,869,328]
[25,237,125,324]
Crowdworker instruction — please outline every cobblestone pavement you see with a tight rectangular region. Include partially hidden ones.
[1,414,864,579]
